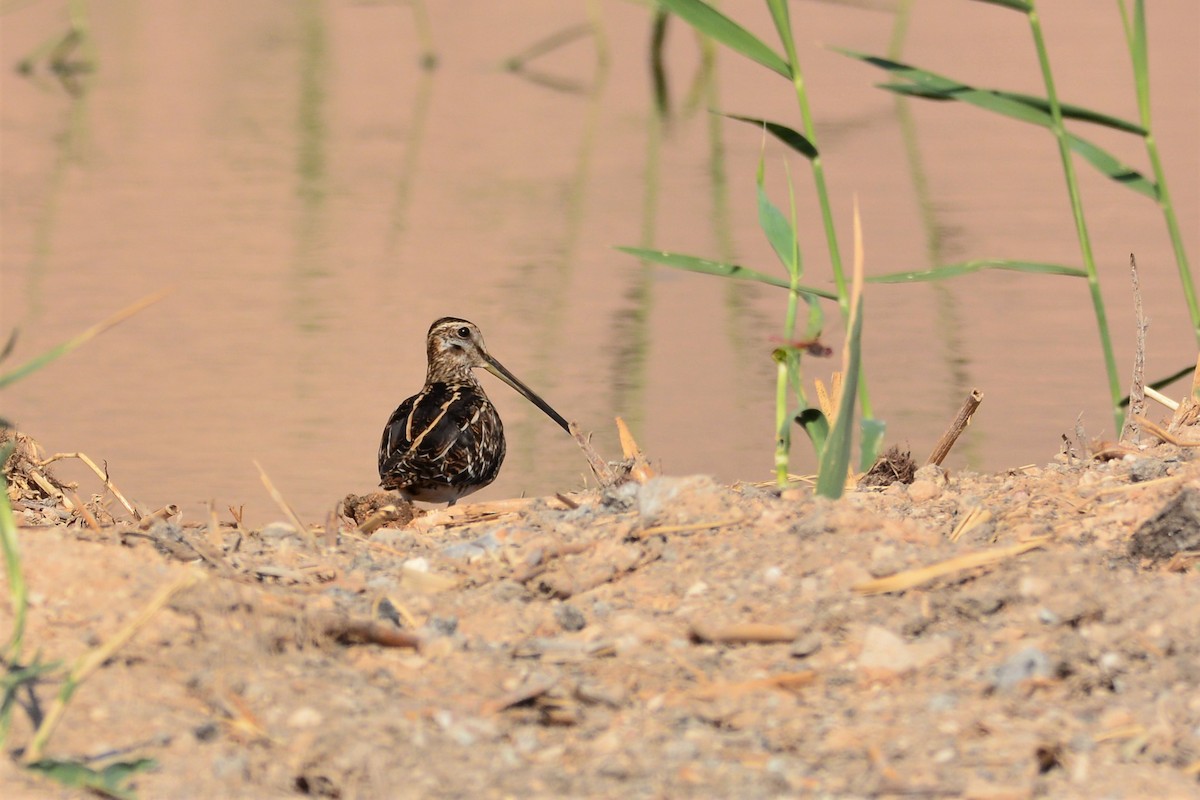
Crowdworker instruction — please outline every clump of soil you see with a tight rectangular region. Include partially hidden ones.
[2,424,1199,798]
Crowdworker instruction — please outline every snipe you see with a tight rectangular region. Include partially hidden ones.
[378,317,570,505]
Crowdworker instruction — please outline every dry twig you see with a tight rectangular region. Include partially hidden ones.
[853,537,1049,596]
[926,389,984,466]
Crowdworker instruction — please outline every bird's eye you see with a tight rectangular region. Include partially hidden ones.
[456,327,471,338]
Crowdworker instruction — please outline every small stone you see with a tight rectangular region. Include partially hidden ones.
[286,706,323,729]
[554,603,587,632]
[790,632,823,658]
[1128,487,1200,560]
[990,646,1052,692]
[858,626,950,673]
[907,480,942,503]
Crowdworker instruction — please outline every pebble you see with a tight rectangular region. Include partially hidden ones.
[990,646,1052,692]
[555,603,587,632]
[907,479,942,503]
[790,632,823,658]
[287,706,323,729]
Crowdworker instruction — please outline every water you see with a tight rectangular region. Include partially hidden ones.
[2,0,1197,525]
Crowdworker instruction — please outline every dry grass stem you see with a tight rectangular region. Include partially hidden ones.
[616,416,655,483]
[356,505,402,535]
[137,503,179,530]
[852,537,1050,596]
[635,516,744,539]
[39,451,139,518]
[569,421,616,486]
[927,388,984,466]
[70,492,102,533]
[1133,415,1200,447]
[253,460,315,547]
[1121,254,1147,443]
[22,568,206,763]
[1144,386,1179,412]
[948,507,991,543]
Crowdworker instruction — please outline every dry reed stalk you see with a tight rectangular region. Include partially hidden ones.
[1144,386,1179,412]
[853,537,1049,596]
[22,568,206,763]
[1133,415,1200,447]
[948,507,991,543]
[635,516,744,539]
[356,504,402,535]
[69,492,102,533]
[136,503,179,530]
[1121,254,1148,443]
[569,421,616,486]
[253,460,315,547]
[39,451,139,519]
[616,416,655,483]
[926,389,984,466]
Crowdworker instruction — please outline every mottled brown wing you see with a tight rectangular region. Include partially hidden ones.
[378,382,504,495]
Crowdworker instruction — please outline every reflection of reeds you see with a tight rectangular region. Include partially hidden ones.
[840,0,1196,432]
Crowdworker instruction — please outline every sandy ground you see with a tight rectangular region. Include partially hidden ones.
[2,420,1200,799]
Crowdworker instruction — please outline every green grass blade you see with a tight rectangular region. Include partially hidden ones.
[617,247,837,298]
[868,259,1088,283]
[722,113,818,159]
[795,408,828,455]
[974,0,1032,10]
[971,0,1032,11]
[658,0,790,78]
[859,418,887,473]
[0,291,168,390]
[757,181,798,274]
[815,293,862,499]
[26,758,156,800]
[879,83,1145,135]
[1,442,25,663]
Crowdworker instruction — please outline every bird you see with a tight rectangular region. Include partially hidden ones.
[378,317,571,505]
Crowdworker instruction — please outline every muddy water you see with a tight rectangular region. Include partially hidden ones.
[2,0,1196,525]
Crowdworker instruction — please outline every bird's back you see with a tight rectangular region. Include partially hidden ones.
[378,380,506,503]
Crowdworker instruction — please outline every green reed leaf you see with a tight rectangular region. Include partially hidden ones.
[795,408,828,455]
[26,758,156,800]
[840,50,1158,199]
[617,247,837,299]
[757,183,798,275]
[970,0,1031,11]
[722,113,818,159]
[816,292,862,500]
[658,0,790,78]
[868,260,1087,284]
[0,292,168,391]
[859,418,887,474]
[880,83,1145,135]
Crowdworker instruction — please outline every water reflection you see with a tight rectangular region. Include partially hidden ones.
[2,0,1195,526]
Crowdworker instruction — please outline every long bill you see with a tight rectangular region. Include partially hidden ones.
[481,355,572,434]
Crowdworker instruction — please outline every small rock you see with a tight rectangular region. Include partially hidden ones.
[554,603,587,632]
[1128,487,1200,560]
[260,522,301,541]
[790,632,823,658]
[990,646,1052,692]
[907,479,942,503]
[286,706,323,729]
[858,625,951,673]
